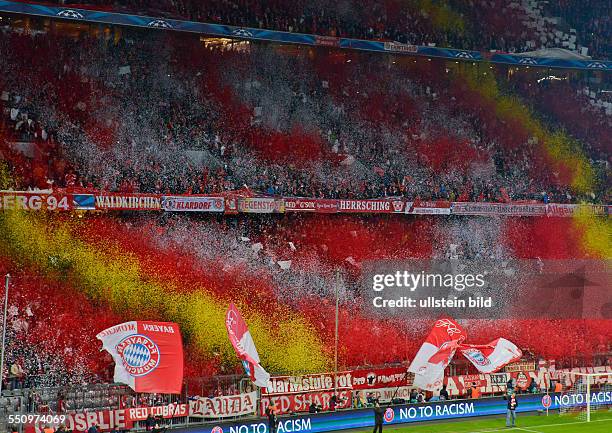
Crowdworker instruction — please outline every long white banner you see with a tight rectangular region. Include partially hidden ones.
[364,386,412,403]
[161,196,225,212]
[189,391,257,418]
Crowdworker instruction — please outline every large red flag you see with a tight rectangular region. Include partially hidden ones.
[97,321,184,394]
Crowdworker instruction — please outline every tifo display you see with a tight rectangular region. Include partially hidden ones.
[0,1,610,433]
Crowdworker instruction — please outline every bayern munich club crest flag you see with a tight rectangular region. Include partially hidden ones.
[96,321,184,394]
[459,338,522,374]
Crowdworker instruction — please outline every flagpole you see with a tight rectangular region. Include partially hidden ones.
[334,271,340,395]
[0,274,9,396]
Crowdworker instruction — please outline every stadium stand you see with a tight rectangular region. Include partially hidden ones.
[0,4,609,433]
[17,0,611,59]
[0,26,608,202]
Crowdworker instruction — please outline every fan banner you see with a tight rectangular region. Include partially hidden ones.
[94,193,162,210]
[189,391,258,418]
[337,199,406,213]
[362,386,413,403]
[351,366,410,389]
[225,303,271,387]
[442,365,612,398]
[284,198,339,213]
[4,187,609,216]
[126,403,189,421]
[0,191,72,211]
[96,321,184,394]
[264,371,353,395]
[27,409,131,433]
[161,195,224,212]
[458,338,523,374]
[406,200,451,215]
[260,390,353,415]
[451,202,546,216]
[238,197,284,213]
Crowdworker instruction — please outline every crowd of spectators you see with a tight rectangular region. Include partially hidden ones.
[1,25,608,204]
[0,10,609,431]
[543,0,611,59]
[23,0,610,59]
[508,74,611,163]
[0,212,609,428]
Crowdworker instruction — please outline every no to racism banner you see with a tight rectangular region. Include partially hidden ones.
[189,391,258,418]
[32,391,607,433]
[209,392,584,433]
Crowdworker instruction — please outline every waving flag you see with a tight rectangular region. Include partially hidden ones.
[409,319,521,390]
[96,321,183,394]
[225,303,271,388]
[459,338,522,373]
[408,318,467,390]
